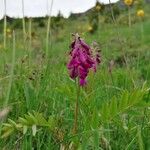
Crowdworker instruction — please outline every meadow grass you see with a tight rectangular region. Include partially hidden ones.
[0,6,150,149]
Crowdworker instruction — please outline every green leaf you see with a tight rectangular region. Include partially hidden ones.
[47,116,55,129]
[32,125,37,136]
[1,127,14,139]
[33,112,48,126]
[28,112,38,124]
[137,126,144,150]
[23,125,28,135]
[110,97,118,118]
[100,89,147,123]
[119,91,128,111]
[19,117,28,125]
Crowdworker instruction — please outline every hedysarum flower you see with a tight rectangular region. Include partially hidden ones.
[67,34,101,86]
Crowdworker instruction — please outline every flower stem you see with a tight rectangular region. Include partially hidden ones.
[46,0,54,59]
[128,6,131,28]
[73,78,80,134]
[28,18,32,65]
[4,30,16,107]
[140,18,143,43]
[109,0,116,24]
[3,0,7,49]
[22,0,26,44]
[108,0,128,68]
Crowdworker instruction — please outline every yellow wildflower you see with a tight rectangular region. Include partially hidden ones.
[137,9,144,17]
[96,5,101,11]
[6,28,11,34]
[124,0,133,6]
[88,26,93,32]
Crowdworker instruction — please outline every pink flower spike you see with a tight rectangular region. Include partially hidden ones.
[80,78,87,86]
[67,33,101,86]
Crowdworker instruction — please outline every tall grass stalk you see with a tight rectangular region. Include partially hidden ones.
[28,18,32,61]
[140,18,144,42]
[109,0,116,24]
[4,30,16,107]
[125,136,136,150]
[22,18,26,44]
[97,10,100,39]
[22,0,26,44]
[46,0,54,58]
[28,18,32,48]
[128,6,131,28]
[3,0,7,49]
[108,0,128,68]
[137,126,144,150]
[137,18,144,70]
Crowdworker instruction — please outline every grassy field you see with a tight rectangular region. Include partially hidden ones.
[0,3,150,150]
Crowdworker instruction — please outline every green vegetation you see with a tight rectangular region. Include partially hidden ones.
[0,2,150,150]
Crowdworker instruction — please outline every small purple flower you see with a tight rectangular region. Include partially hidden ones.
[67,34,101,86]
